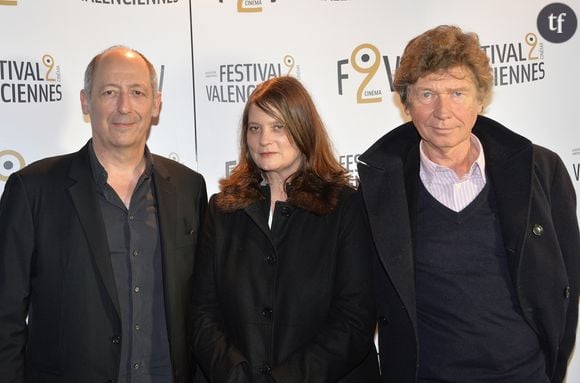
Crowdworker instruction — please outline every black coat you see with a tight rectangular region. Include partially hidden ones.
[357,115,580,382]
[0,143,208,383]
[192,187,379,383]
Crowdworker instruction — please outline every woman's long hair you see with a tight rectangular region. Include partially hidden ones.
[216,76,350,215]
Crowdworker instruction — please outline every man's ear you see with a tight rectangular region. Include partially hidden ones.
[152,92,162,118]
[80,89,90,115]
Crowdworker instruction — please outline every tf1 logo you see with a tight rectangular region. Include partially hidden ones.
[337,43,400,104]
[537,2,577,43]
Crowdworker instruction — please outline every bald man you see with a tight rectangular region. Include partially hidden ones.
[0,46,207,383]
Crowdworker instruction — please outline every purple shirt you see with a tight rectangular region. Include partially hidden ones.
[419,134,486,212]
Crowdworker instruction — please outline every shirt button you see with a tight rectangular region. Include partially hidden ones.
[564,286,571,298]
[135,324,141,331]
[258,363,272,375]
[532,224,544,236]
[265,255,277,264]
[261,307,273,319]
[134,286,140,293]
[133,362,140,369]
[129,215,135,221]
[132,250,139,257]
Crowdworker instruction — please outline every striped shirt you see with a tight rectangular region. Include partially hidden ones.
[419,135,486,212]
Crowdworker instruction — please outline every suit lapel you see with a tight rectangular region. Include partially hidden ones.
[67,145,121,317]
[152,160,179,309]
[359,156,418,321]
[477,126,533,282]
[244,202,275,247]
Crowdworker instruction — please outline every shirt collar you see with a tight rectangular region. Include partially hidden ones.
[419,134,486,184]
[88,140,154,187]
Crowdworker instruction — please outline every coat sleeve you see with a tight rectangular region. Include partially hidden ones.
[0,174,34,383]
[270,190,378,383]
[192,196,250,383]
[548,155,580,383]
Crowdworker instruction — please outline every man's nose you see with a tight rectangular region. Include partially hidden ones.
[117,91,132,113]
[433,94,452,119]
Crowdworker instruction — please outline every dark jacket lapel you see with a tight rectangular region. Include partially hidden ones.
[358,123,420,321]
[244,202,276,248]
[152,159,178,305]
[473,116,533,282]
[67,144,121,317]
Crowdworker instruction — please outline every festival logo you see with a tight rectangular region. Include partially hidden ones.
[336,43,400,104]
[337,32,550,103]
[204,54,300,104]
[218,0,277,13]
[537,2,577,43]
[481,32,546,87]
[0,54,62,103]
[0,149,26,182]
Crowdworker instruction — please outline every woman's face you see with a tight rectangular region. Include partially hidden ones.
[246,103,302,182]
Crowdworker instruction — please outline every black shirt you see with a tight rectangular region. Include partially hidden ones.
[89,142,173,383]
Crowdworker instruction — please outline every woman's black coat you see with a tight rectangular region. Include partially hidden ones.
[192,187,379,383]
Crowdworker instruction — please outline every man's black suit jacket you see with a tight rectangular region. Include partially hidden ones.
[358,116,580,382]
[0,142,207,383]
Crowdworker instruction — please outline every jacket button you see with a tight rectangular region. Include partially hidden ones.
[261,307,273,319]
[281,206,291,217]
[532,224,543,236]
[564,286,571,298]
[378,316,388,325]
[111,335,121,344]
[105,380,117,383]
[265,255,277,264]
[258,363,272,375]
